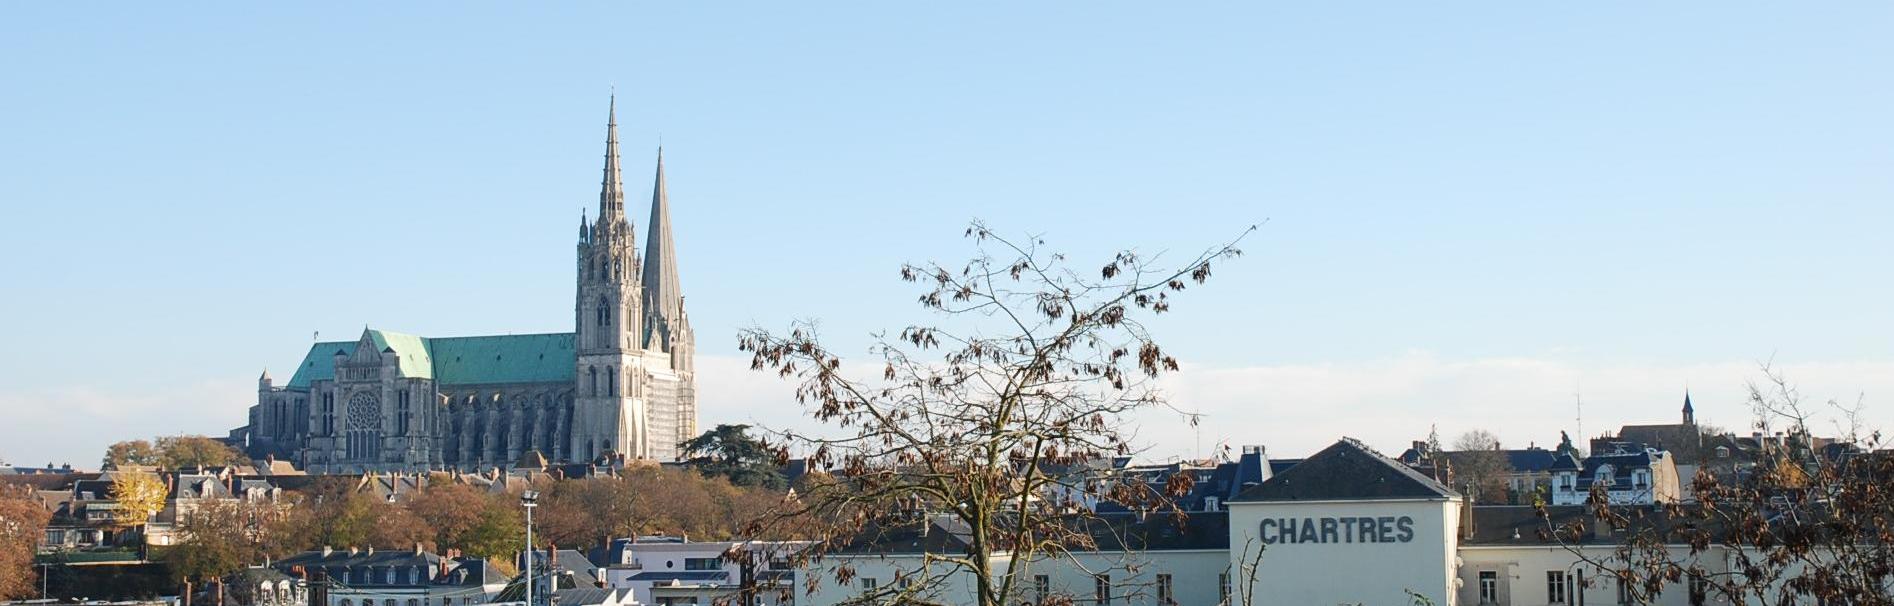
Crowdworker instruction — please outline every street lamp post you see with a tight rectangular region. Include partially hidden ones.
[521,490,538,606]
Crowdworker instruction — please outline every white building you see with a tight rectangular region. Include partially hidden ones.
[600,537,809,606]
[1548,442,1683,506]
[778,437,1817,606]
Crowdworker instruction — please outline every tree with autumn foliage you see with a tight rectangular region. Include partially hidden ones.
[0,487,53,600]
[161,499,286,597]
[102,436,245,471]
[110,471,167,542]
[1545,364,1892,605]
[738,221,1251,606]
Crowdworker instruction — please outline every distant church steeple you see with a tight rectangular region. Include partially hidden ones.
[1682,390,1695,425]
[598,95,627,222]
[642,147,685,348]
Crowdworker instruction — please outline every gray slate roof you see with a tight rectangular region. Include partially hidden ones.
[1232,438,1458,502]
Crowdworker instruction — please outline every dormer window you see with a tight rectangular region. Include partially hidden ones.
[1595,464,1614,486]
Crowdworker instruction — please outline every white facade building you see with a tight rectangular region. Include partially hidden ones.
[600,537,809,606]
[777,437,1815,606]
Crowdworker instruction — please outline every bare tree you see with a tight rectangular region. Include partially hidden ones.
[1541,363,1891,605]
[739,221,1252,606]
[1448,429,1514,505]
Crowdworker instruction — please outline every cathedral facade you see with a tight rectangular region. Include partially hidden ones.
[236,100,697,473]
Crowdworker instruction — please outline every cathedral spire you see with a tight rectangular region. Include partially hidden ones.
[642,147,683,332]
[598,95,626,221]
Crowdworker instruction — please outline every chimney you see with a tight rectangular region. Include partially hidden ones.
[322,546,333,557]
[415,542,424,556]
[549,545,558,571]
[1459,498,1475,540]
[349,546,359,556]
[366,546,375,556]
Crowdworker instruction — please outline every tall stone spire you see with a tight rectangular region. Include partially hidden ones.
[642,148,683,337]
[598,95,626,221]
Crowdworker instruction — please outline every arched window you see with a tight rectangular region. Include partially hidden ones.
[396,390,410,435]
[607,368,616,397]
[341,600,352,606]
[588,367,597,396]
[598,297,611,326]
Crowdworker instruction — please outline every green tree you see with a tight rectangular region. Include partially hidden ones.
[102,440,161,469]
[455,504,523,560]
[679,424,787,489]
[156,436,246,470]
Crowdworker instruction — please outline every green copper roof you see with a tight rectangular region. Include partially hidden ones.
[430,333,576,386]
[284,330,576,389]
[368,330,435,380]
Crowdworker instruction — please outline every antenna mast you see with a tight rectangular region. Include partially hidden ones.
[1574,389,1584,442]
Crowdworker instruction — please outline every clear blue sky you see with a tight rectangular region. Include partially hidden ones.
[2,3,1890,467]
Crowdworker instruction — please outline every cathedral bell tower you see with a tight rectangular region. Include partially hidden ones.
[575,96,648,460]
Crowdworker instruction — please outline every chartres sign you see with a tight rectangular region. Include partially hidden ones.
[1259,516,1416,544]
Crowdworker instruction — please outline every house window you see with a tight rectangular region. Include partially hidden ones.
[1156,573,1173,604]
[1095,574,1111,605]
[1479,571,1498,604]
[1219,572,1231,604]
[1547,570,1568,604]
[861,577,878,592]
[1595,465,1614,486]
[683,557,721,571]
[1034,574,1050,603]
[1688,572,1709,606]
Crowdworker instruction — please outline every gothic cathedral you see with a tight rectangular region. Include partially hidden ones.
[236,99,697,473]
